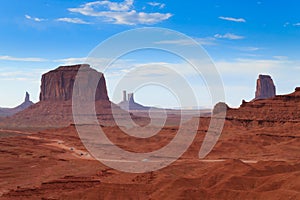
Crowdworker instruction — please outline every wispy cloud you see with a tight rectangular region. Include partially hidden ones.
[54,57,119,68]
[0,55,48,62]
[56,18,91,24]
[0,68,48,83]
[147,2,166,9]
[293,22,300,26]
[54,57,87,65]
[214,33,244,40]
[273,56,288,60]
[235,46,260,51]
[25,14,46,22]
[219,16,246,23]
[216,58,287,75]
[155,37,217,46]
[90,0,134,11]
[68,0,172,25]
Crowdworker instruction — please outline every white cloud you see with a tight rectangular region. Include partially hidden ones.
[0,68,47,82]
[54,57,87,65]
[148,2,166,9]
[215,58,285,75]
[155,37,217,46]
[214,33,244,40]
[25,14,46,22]
[68,0,172,25]
[0,55,48,62]
[87,0,134,11]
[56,18,91,24]
[235,46,260,51]
[54,57,120,68]
[219,16,246,23]
[293,23,300,26]
[273,56,288,60]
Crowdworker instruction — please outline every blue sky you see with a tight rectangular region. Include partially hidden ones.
[0,0,300,108]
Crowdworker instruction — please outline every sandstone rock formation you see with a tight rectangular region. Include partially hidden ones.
[25,92,30,102]
[212,102,229,115]
[118,90,150,111]
[255,74,276,100]
[0,92,34,117]
[228,87,300,123]
[40,64,109,101]
[0,64,120,128]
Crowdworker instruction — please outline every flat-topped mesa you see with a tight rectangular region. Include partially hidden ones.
[255,74,276,100]
[39,64,109,102]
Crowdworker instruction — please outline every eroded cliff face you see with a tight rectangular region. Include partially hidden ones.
[0,64,117,128]
[255,74,276,100]
[39,64,109,102]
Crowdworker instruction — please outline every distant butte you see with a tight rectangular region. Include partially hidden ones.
[254,74,276,100]
[40,64,108,101]
[0,92,33,117]
[0,64,119,128]
[118,90,150,111]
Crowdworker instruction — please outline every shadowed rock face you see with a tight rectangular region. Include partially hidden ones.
[255,74,276,100]
[40,64,109,101]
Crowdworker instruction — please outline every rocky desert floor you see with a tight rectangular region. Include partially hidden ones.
[0,116,299,200]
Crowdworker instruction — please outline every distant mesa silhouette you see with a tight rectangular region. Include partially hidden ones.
[1,67,300,129]
[118,90,150,111]
[0,92,34,117]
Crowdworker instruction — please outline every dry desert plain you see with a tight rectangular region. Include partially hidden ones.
[0,65,299,199]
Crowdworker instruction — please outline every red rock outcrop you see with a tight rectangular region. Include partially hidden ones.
[227,87,300,124]
[40,64,109,101]
[255,74,276,100]
[0,64,119,128]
